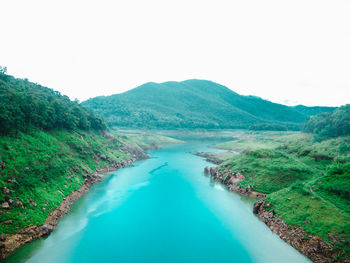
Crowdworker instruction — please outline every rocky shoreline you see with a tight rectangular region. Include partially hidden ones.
[253,200,347,263]
[204,165,348,263]
[204,166,266,199]
[196,152,224,165]
[0,156,142,260]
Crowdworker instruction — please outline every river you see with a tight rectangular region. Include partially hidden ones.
[6,142,310,263]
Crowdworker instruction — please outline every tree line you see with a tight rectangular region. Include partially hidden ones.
[0,70,106,135]
[304,104,350,141]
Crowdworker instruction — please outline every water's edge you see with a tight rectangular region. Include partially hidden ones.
[4,142,311,263]
[0,158,138,261]
[207,160,340,263]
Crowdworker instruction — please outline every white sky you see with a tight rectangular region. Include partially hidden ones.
[1,0,349,106]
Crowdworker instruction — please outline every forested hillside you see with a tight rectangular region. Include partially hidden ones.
[0,71,143,245]
[82,79,335,130]
[0,70,106,135]
[303,104,350,141]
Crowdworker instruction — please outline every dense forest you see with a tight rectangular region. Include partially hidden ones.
[303,104,350,141]
[0,69,106,135]
[82,79,335,130]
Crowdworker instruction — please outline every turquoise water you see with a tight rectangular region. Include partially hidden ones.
[6,142,310,263]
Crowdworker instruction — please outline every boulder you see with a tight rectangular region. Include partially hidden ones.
[39,224,54,235]
[1,202,9,209]
[253,200,264,214]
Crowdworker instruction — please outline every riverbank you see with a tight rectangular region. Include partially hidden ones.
[5,141,312,263]
[204,165,347,262]
[204,166,266,199]
[203,131,350,262]
[0,157,139,260]
[253,200,346,263]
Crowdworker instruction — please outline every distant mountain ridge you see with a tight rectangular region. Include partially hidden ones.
[82,79,336,130]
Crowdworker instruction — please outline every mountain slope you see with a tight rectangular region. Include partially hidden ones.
[0,71,147,258]
[0,72,106,135]
[83,79,335,130]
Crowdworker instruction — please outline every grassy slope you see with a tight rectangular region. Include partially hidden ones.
[216,131,300,151]
[215,131,350,259]
[112,129,183,150]
[0,129,130,234]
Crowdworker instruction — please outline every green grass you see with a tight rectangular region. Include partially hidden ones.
[216,131,301,151]
[266,180,350,259]
[266,184,350,240]
[221,148,324,193]
[216,133,349,193]
[0,129,130,234]
[310,163,350,214]
[112,129,183,150]
[215,131,350,260]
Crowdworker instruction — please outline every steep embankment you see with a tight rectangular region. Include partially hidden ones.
[82,79,335,130]
[0,129,148,259]
[205,131,350,262]
[0,71,149,259]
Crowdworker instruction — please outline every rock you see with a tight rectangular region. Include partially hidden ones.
[120,145,149,160]
[253,200,264,214]
[2,187,10,195]
[8,199,14,206]
[209,167,218,177]
[15,199,23,208]
[39,224,54,235]
[1,202,9,209]
[28,199,37,207]
[204,167,210,174]
[24,167,30,171]
[2,220,12,225]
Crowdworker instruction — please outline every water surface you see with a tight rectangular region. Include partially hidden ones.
[6,142,310,263]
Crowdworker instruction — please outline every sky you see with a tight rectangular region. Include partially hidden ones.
[1,0,349,106]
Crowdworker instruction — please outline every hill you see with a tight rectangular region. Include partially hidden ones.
[82,79,335,130]
[303,104,350,141]
[0,71,106,135]
[0,71,147,259]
